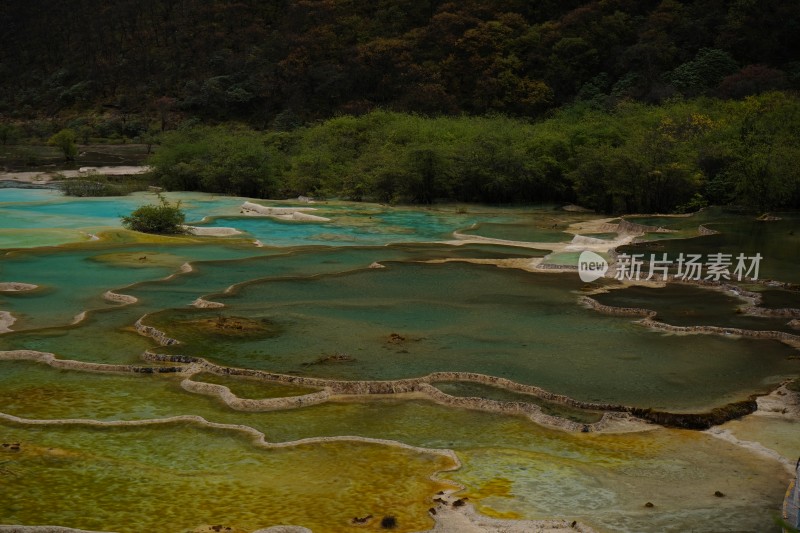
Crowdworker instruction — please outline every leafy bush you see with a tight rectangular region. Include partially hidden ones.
[148,125,280,198]
[121,194,186,234]
[0,123,21,145]
[48,128,78,160]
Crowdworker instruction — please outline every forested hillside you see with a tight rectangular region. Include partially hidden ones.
[2,0,799,213]
[2,0,798,124]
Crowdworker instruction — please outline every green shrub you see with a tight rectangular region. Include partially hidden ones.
[0,123,21,145]
[121,194,186,234]
[148,125,279,197]
[48,128,78,161]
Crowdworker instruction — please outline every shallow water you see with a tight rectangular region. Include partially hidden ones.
[203,210,473,246]
[460,221,573,242]
[453,430,788,533]
[0,243,267,330]
[1,188,798,532]
[147,262,798,410]
[620,212,800,284]
[720,415,800,464]
[759,289,800,310]
[0,420,453,533]
[593,284,798,333]
[0,360,789,532]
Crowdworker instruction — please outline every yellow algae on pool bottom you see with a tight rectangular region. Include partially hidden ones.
[89,251,188,269]
[469,477,515,499]
[475,508,524,521]
[93,229,208,244]
[0,422,455,533]
[462,477,523,520]
[0,228,96,248]
[0,358,795,532]
[717,414,800,465]
[448,429,790,533]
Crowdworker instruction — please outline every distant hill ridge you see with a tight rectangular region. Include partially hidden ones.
[1,0,798,124]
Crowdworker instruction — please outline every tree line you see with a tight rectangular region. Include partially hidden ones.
[146,92,800,214]
[1,0,798,126]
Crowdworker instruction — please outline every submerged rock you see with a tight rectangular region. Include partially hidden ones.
[379,515,397,529]
[351,514,372,524]
[387,333,406,344]
[191,525,242,533]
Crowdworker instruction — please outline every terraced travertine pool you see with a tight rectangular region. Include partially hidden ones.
[0,188,798,533]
